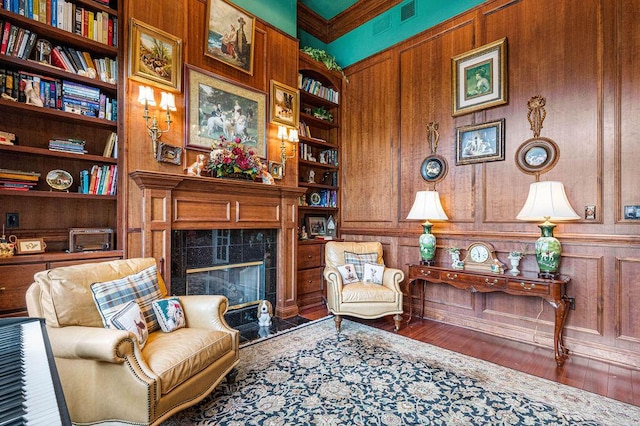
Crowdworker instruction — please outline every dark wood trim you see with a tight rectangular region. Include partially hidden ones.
[297,2,329,43]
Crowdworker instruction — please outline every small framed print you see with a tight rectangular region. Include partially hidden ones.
[515,137,559,175]
[269,161,283,179]
[156,142,183,165]
[456,119,505,165]
[452,38,507,116]
[14,238,46,254]
[420,154,448,183]
[270,80,299,128]
[306,216,327,236]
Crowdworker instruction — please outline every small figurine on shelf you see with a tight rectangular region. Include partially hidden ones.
[299,226,308,240]
[445,247,464,269]
[186,154,206,176]
[308,170,316,183]
[491,259,504,274]
[261,164,274,185]
[24,81,43,107]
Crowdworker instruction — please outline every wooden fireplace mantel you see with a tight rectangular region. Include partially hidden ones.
[130,170,306,319]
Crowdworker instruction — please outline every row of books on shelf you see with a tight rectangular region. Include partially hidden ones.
[0,167,39,190]
[299,143,338,166]
[79,163,116,195]
[1,0,118,47]
[0,69,117,120]
[297,121,329,143]
[1,20,117,83]
[298,73,339,104]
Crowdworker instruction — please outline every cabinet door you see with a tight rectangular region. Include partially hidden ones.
[0,263,47,316]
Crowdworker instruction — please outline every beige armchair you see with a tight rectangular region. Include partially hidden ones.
[324,241,404,332]
[25,258,239,426]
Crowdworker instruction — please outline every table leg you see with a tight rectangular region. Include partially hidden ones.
[554,296,571,366]
[405,278,416,324]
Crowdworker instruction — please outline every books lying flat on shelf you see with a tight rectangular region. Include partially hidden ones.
[48,138,87,154]
[0,168,40,190]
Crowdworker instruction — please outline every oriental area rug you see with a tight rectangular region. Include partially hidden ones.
[162,317,639,425]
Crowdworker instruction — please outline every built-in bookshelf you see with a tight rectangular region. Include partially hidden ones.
[0,0,122,317]
[296,51,342,310]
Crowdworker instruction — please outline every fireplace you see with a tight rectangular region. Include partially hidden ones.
[171,229,278,326]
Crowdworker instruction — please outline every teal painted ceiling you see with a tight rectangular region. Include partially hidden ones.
[300,0,359,20]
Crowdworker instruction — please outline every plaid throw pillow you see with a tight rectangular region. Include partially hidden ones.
[343,252,379,280]
[91,265,163,332]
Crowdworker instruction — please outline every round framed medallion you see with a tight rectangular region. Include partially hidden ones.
[515,137,559,175]
[309,192,321,206]
[420,154,448,184]
[46,169,73,191]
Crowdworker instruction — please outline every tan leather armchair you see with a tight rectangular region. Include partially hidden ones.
[25,258,239,426]
[324,241,404,332]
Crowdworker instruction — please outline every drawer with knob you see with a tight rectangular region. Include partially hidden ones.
[0,263,47,315]
[507,279,549,295]
[412,267,440,281]
[443,271,507,290]
[298,243,323,270]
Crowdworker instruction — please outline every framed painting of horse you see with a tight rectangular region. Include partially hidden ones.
[205,0,256,75]
[185,64,266,157]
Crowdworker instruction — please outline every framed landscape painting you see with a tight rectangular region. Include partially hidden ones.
[185,65,266,157]
[129,18,182,91]
[452,38,507,116]
[205,0,256,75]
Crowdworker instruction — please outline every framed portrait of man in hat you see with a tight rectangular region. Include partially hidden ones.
[205,0,256,75]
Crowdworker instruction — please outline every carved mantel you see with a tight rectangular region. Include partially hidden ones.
[130,170,306,318]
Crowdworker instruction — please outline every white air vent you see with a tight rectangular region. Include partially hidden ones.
[372,15,391,35]
[401,0,416,22]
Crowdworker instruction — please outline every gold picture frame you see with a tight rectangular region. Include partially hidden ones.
[129,18,182,91]
[270,80,299,128]
[455,119,505,165]
[205,0,256,75]
[452,38,507,116]
[185,64,266,157]
[12,237,46,254]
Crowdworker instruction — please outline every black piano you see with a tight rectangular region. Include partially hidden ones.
[0,318,71,426]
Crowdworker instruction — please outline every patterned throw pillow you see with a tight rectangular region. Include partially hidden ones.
[91,265,163,332]
[344,252,380,280]
[152,297,186,332]
[337,263,360,284]
[363,263,385,285]
[109,301,149,348]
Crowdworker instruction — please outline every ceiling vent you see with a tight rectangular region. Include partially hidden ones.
[400,0,416,22]
[372,15,391,35]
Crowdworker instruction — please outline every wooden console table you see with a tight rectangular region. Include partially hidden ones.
[406,264,571,366]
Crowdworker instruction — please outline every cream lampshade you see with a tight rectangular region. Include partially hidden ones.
[516,181,579,278]
[407,190,448,265]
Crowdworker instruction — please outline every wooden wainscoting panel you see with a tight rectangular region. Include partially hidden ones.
[173,197,231,224]
[235,200,281,224]
[617,257,640,343]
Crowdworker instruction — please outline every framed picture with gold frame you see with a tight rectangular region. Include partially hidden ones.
[129,18,182,91]
[270,80,299,128]
[205,0,256,75]
[185,64,266,157]
[452,38,507,116]
[456,119,505,165]
[11,237,46,254]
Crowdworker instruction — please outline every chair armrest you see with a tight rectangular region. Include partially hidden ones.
[324,266,344,291]
[179,295,237,334]
[46,326,136,363]
[382,267,405,292]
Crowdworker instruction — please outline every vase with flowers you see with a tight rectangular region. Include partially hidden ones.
[205,136,262,181]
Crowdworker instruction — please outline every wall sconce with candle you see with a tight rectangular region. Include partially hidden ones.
[138,85,176,158]
[278,125,299,176]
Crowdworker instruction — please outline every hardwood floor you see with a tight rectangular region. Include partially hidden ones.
[299,305,640,407]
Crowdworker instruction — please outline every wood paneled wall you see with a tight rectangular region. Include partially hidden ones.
[340,0,640,367]
[120,0,300,260]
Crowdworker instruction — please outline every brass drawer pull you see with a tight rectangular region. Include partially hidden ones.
[0,287,5,291]
[420,269,431,276]
[485,278,498,286]
[446,273,457,280]
[520,282,536,290]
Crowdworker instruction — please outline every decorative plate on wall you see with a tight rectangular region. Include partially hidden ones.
[420,154,448,183]
[515,137,559,175]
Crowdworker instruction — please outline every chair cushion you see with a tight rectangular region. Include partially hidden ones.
[143,327,234,395]
[152,297,186,332]
[363,263,385,284]
[341,282,397,303]
[337,264,360,284]
[91,264,163,332]
[344,251,380,280]
[109,301,149,348]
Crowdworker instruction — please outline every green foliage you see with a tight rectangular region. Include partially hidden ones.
[300,47,348,82]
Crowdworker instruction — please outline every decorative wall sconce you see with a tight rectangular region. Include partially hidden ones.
[278,125,299,176]
[138,85,176,157]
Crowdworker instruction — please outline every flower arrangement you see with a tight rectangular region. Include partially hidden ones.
[205,136,262,180]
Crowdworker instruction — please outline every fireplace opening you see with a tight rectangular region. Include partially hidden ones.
[171,229,277,327]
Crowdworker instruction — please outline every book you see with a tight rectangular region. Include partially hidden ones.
[102,131,116,157]
[20,30,37,60]
[0,21,11,55]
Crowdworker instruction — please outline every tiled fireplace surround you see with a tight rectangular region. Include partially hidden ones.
[130,171,305,319]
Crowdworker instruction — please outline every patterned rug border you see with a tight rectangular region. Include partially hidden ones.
[236,317,640,424]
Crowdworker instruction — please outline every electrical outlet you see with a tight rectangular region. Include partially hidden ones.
[568,297,576,310]
[6,212,18,228]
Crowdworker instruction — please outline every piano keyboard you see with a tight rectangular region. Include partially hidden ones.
[0,318,71,426]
